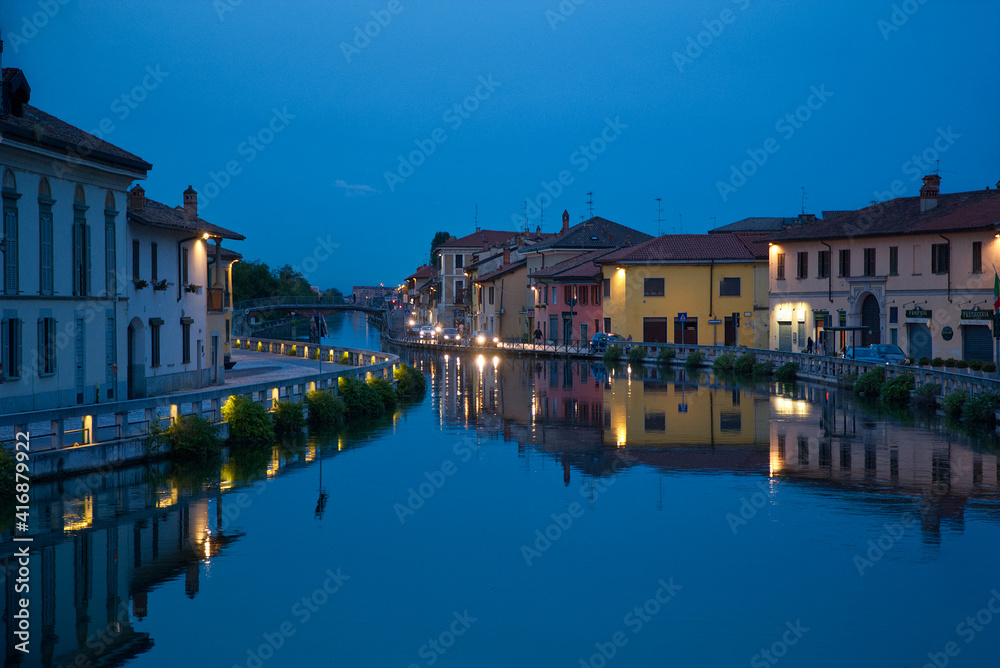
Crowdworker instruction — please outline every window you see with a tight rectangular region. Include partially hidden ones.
[889,307,898,324]
[603,317,611,333]
[580,322,588,341]
[225,319,230,343]
[839,249,851,277]
[579,286,588,305]
[132,240,140,280]
[150,321,161,367]
[182,247,190,284]
[181,320,191,364]
[719,277,740,296]
[796,252,808,279]
[38,178,54,296]
[817,250,830,279]
[488,286,494,305]
[455,280,464,304]
[551,286,557,304]
[592,285,601,305]
[602,278,610,298]
[776,252,785,280]
[38,317,56,375]
[931,243,950,274]
[105,221,116,296]
[151,242,158,281]
[2,316,22,379]
[863,248,876,276]
[564,285,574,303]
[73,187,91,297]
[889,246,898,275]
[890,328,898,345]
[643,277,665,296]
[454,254,464,269]
[3,169,19,296]
[912,245,922,275]
[972,241,982,273]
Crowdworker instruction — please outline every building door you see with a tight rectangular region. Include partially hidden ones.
[907,323,932,360]
[778,321,792,351]
[106,315,116,400]
[549,315,558,343]
[673,318,698,344]
[211,335,219,383]
[861,294,880,346]
[127,324,134,399]
[962,325,993,363]
[562,314,573,344]
[724,316,737,346]
[75,317,85,404]
[643,317,668,343]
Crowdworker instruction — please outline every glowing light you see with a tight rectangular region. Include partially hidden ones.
[476,355,486,372]
[202,233,211,240]
[492,356,499,367]
[156,485,179,509]
[616,427,627,447]
[63,495,94,531]
[772,396,810,417]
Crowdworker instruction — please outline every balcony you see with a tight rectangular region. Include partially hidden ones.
[207,287,226,313]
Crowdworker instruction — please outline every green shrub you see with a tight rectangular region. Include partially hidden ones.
[969,360,984,371]
[657,348,676,365]
[394,363,427,400]
[627,347,646,365]
[931,357,944,367]
[942,390,968,418]
[854,366,886,398]
[914,382,941,407]
[286,344,298,357]
[752,361,773,377]
[304,389,346,427]
[338,377,385,419]
[774,361,799,382]
[684,350,704,368]
[367,377,398,410]
[340,351,350,364]
[881,372,914,405]
[272,400,305,435]
[713,352,737,371]
[154,415,222,460]
[733,352,756,375]
[603,345,623,365]
[984,362,997,373]
[964,391,1000,424]
[944,358,957,368]
[0,447,15,500]
[956,359,969,369]
[222,395,275,445]
[918,356,931,366]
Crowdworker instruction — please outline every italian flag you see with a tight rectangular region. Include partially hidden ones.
[995,271,1000,309]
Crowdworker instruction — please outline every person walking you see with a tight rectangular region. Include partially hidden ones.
[533,327,543,345]
[806,336,814,354]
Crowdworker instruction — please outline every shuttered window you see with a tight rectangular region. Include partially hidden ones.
[2,316,22,379]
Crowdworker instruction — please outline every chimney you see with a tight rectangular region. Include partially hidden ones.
[183,185,198,221]
[919,174,940,213]
[562,209,570,233]
[503,248,510,265]
[536,225,540,235]
[800,213,816,224]
[129,184,145,212]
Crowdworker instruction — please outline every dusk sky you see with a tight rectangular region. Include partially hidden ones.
[2,0,998,292]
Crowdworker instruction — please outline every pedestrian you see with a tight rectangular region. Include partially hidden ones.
[806,336,813,354]
[626,334,633,353]
[533,327,543,344]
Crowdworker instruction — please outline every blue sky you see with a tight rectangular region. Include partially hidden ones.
[2,0,998,291]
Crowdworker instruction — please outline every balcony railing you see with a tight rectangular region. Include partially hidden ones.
[207,287,225,312]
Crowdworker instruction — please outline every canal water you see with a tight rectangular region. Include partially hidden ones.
[3,315,1000,667]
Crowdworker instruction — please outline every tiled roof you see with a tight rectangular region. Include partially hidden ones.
[709,216,798,233]
[1,69,151,172]
[597,233,767,264]
[766,189,1000,242]
[128,194,245,241]
[531,249,619,281]
[438,230,520,249]
[476,259,527,283]
[406,264,436,281]
[528,216,653,251]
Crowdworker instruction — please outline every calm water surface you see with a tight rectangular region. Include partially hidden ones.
[3,315,1000,667]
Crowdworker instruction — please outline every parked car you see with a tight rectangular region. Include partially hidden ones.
[472,330,499,347]
[590,332,626,353]
[869,344,908,364]
[439,328,462,343]
[840,347,887,363]
[419,325,436,339]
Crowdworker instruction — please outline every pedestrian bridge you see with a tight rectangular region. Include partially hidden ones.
[232,297,384,336]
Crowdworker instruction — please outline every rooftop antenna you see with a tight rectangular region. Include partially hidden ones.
[678,213,683,234]
[800,186,808,215]
[655,197,663,236]
[710,216,717,229]
[523,200,529,233]
[586,192,594,219]
[540,201,544,230]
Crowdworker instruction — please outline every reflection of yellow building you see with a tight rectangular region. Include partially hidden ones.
[604,372,769,447]
[598,233,769,347]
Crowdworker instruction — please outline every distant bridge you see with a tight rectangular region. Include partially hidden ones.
[232,297,385,337]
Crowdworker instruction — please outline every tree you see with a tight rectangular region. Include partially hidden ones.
[323,287,345,303]
[429,231,452,268]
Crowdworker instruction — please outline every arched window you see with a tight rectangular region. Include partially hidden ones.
[105,191,118,296]
[2,168,19,295]
[73,184,91,296]
[38,177,54,295]
[74,184,86,204]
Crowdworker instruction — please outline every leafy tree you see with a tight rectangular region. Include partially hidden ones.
[429,231,452,267]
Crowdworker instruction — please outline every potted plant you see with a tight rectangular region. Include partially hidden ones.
[133,278,149,289]
[184,283,202,294]
[153,279,169,291]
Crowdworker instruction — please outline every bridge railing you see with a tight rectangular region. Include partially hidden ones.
[234,296,351,310]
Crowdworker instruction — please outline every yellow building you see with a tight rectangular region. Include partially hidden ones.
[597,233,769,347]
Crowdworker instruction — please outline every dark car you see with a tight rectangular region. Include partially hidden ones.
[840,347,887,363]
[439,328,462,343]
[870,344,908,364]
[590,332,626,353]
[471,330,499,347]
